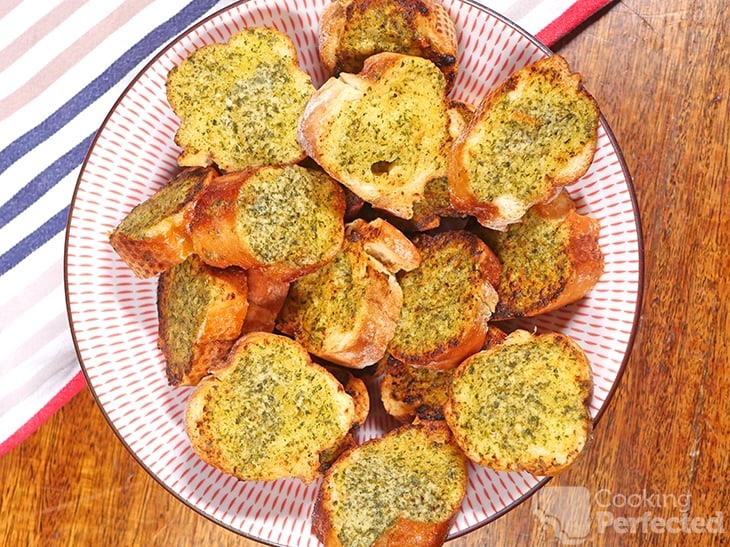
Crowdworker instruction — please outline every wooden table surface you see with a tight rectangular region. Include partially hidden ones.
[2,0,728,545]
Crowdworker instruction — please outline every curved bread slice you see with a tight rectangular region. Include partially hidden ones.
[299,52,451,219]
[313,421,467,547]
[190,165,345,281]
[478,190,604,320]
[449,55,599,230]
[185,332,356,483]
[319,0,459,91]
[388,230,500,370]
[109,167,216,278]
[445,330,593,476]
[381,325,506,423]
[277,219,420,368]
[166,27,314,172]
[158,255,248,386]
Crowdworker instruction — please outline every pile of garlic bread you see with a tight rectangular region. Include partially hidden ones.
[108,3,607,545]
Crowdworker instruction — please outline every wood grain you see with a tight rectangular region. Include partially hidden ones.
[2,0,729,545]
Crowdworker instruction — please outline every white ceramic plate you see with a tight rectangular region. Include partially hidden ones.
[65,0,643,544]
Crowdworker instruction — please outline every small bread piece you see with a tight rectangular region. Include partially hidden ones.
[190,165,345,281]
[166,27,314,172]
[185,332,356,483]
[298,53,451,219]
[313,421,467,547]
[477,190,604,320]
[449,55,599,230]
[157,255,248,386]
[109,167,216,278]
[381,325,506,423]
[277,219,420,368]
[241,269,289,334]
[319,0,459,91]
[388,230,500,370]
[445,330,593,476]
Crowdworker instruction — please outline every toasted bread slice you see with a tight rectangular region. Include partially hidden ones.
[445,330,593,476]
[109,167,216,278]
[157,255,248,386]
[190,165,345,281]
[380,325,506,423]
[476,190,604,320]
[277,219,420,368]
[388,230,500,370]
[185,332,356,483]
[449,55,599,230]
[319,0,458,91]
[313,421,467,547]
[298,53,451,219]
[166,27,314,172]
[241,269,289,334]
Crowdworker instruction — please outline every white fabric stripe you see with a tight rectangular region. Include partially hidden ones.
[0,0,127,100]
[0,232,65,296]
[0,255,61,319]
[0,345,79,444]
[517,0,577,35]
[0,284,68,368]
[0,0,67,52]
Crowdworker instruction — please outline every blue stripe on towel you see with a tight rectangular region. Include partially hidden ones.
[0,207,69,276]
[0,134,95,230]
[0,0,219,176]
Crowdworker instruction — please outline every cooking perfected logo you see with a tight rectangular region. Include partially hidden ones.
[532,486,592,544]
[532,486,725,544]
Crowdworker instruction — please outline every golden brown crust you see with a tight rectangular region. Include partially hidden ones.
[448,55,599,230]
[483,190,604,320]
[346,218,422,273]
[190,165,346,281]
[109,167,217,278]
[319,0,458,92]
[388,230,500,370]
[158,257,248,386]
[241,269,289,334]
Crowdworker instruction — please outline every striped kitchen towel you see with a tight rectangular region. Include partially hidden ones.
[0,0,614,456]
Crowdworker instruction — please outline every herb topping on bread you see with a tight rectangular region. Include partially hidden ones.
[166,27,314,171]
[319,0,459,91]
[449,55,599,230]
[190,165,345,281]
[388,230,500,369]
[157,255,248,386]
[476,190,604,319]
[185,332,356,483]
[277,218,419,368]
[298,52,451,219]
[445,330,593,476]
[313,421,467,547]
